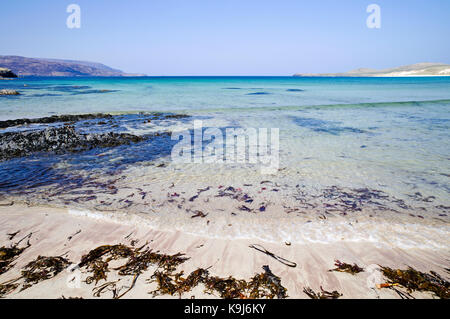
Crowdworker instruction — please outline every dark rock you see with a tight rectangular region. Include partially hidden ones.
[0,126,145,161]
[0,113,112,129]
[0,68,18,78]
[0,89,20,95]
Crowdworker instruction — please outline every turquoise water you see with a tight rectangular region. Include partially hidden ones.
[1,76,450,118]
[0,76,449,247]
[1,76,449,194]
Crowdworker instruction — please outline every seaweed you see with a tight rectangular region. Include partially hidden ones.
[303,286,342,299]
[175,268,210,294]
[216,186,253,202]
[249,244,297,268]
[329,260,364,275]
[191,211,208,218]
[189,186,211,202]
[79,244,189,298]
[116,249,189,275]
[67,230,81,241]
[203,275,248,299]
[7,231,20,240]
[79,244,134,268]
[0,254,71,297]
[21,256,71,290]
[148,265,288,299]
[380,266,449,299]
[247,265,288,299]
[0,280,20,298]
[92,280,121,298]
[238,205,252,212]
[0,246,27,275]
[85,260,109,284]
[149,270,181,296]
[0,236,31,275]
[2,241,289,299]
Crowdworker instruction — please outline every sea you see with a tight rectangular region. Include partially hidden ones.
[0,76,449,249]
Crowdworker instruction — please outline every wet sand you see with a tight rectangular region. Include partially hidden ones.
[0,202,448,299]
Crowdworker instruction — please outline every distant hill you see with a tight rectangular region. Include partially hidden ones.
[0,55,145,77]
[294,63,450,77]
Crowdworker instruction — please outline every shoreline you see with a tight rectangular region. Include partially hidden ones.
[1,203,448,299]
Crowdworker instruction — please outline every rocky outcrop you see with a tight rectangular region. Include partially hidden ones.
[0,113,112,129]
[0,68,18,78]
[0,126,146,161]
[0,89,20,96]
[0,112,189,129]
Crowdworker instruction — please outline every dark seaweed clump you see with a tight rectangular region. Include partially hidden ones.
[0,255,70,297]
[150,264,288,299]
[21,256,70,290]
[77,243,288,299]
[329,260,364,275]
[303,286,342,299]
[0,233,32,275]
[78,244,190,298]
[380,266,449,299]
[0,245,28,275]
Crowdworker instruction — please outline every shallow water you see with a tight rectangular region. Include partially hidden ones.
[0,76,449,248]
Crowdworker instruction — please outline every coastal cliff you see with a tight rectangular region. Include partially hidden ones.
[0,55,144,77]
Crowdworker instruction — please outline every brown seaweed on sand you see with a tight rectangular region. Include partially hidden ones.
[0,246,27,275]
[79,243,189,298]
[329,260,364,275]
[7,231,20,240]
[21,256,71,290]
[191,211,208,218]
[303,286,343,299]
[0,278,20,298]
[79,244,134,285]
[115,249,189,275]
[0,235,32,275]
[379,266,449,299]
[249,244,297,268]
[1,254,71,297]
[247,265,288,299]
[203,275,249,299]
[149,265,288,299]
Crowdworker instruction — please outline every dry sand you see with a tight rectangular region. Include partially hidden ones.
[0,202,448,299]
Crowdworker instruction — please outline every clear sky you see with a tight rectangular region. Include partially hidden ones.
[1,0,450,75]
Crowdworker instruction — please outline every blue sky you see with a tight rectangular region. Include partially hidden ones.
[1,0,450,75]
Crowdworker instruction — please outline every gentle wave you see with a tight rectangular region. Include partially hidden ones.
[67,208,450,250]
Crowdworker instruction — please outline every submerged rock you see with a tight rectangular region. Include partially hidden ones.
[0,89,20,96]
[0,112,189,129]
[0,113,112,129]
[0,126,146,161]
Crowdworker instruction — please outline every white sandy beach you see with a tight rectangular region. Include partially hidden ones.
[0,202,448,299]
